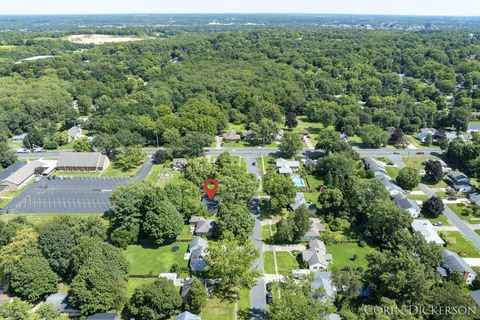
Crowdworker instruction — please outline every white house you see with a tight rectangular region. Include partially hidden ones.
[411,220,445,246]
[394,194,421,218]
[301,240,333,271]
[275,158,300,175]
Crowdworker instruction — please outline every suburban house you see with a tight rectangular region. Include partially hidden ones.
[171,158,188,171]
[311,271,336,300]
[377,174,404,196]
[448,171,474,193]
[276,158,300,175]
[56,152,110,172]
[187,237,208,272]
[364,158,387,176]
[299,128,310,141]
[301,240,333,271]
[394,194,421,218]
[67,125,83,142]
[469,193,480,208]
[11,133,27,144]
[45,293,81,317]
[290,192,307,211]
[200,197,219,215]
[222,131,241,142]
[194,219,215,237]
[442,250,477,285]
[0,160,57,191]
[304,158,317,171]
[274,129,285,142]
[180,278,193,303]
[176,311,201,320]
[470,290,480,308]
[411,220,445,246]
[301,218,326,241]
[86,313,118,320]
[416,128,437,142]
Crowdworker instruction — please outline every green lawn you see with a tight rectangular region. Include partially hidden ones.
[402,156,439,171]
[0,213,106,225]
[200,298,235,320]
[263,251,300,275]
[123,242,189,276]
[440,231,480,257]
[424,214,450,226]
[145,163,182,187]
[448,204,480,224]
[408,194,428,201]
[385,166,400,179]
[237,288,250,316]
[177,225,194,241]
[326,243,376,269]
[101,163,141,178]
[262,225,272,242]
[257,156,276,176]
[127,278,156,297]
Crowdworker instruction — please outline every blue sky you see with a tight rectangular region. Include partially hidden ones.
[1,0,480,16]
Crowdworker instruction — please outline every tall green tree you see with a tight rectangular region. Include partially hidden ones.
[279,131,303,158]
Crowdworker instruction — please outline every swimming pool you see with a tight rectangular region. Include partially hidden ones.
[291,175,306,187]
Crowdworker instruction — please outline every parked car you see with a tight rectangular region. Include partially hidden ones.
[34,177,41,183]
[433,222,443,227]
[393,151,400,155]
[416,151,425,155]
[33,147,45,153]
[16,148,30,153]
[448,196,457,201]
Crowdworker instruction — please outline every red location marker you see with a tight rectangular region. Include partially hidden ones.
[203,178,219,200]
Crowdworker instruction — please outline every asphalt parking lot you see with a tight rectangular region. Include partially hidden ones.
[3,176,132,214]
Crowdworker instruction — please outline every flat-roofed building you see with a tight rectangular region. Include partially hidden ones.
[0,160,57,191]
[57,152,110,172]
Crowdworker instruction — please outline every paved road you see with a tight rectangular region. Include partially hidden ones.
[245,155,267,319]
[387,156,480,252]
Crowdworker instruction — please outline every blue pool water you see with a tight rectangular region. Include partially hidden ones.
[291,175,306,187]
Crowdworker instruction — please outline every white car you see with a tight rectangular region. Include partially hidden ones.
[16,148,30,153]
[33,147,45,153]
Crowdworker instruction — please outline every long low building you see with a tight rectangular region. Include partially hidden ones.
[411,220,445,246]
[0,160,57,191]
[56,152,110,172]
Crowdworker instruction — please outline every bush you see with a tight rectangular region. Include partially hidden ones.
[110,226,139,249]
[358,240,367,247]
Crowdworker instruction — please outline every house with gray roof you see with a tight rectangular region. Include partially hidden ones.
[194,219,215,237]
[276,158,300,175]
[442,250,477,285]
[67,125,83,142]
[86,313,118,320]
[377,174,404,196]
[301,218,326,241]
[448,171,474,193]
[57,152,110,172]
[171,158,188,170]
[364,158,387,176]
[45,293,81,317]
[417,128,436,142]
[411,220,445,246]
[311,271,336,300]
[0,160,56,191]
[11,133,27,143]
[301,240,332,271]
[222,131,241,142]
[180,278,193,302]
[176,311,201,320]
[188,237,208,272]
[290,192,306,211]
[394,194,420,218]
[470,290,480,307]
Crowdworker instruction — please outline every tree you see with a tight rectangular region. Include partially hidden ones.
[216,203,254,242]
[448,107,470,132]
[77,95,92,115]
[205,232,260,301]
[425,133,433,146]
[279,131,302,158]
[0,298,31,320]
[388,128,406,146]
[267,276,332,320]
[357,124,388,148]
[173,132,213,158]
[425,160,443,183]
[113,147,146,171]
[315,129,351,154]
[284,112,298,129]
[9,255,58,302]
[152,149,171,164]
[422,196,444,218]
[396,167,420,190]
[185,278,207,313]
[216,173,258,206]
[143,199,183,244]
[0,142,17,169]
[275,205,312,244]
[248,118,277,145]
[263,172,296,212]
[38,221,76,278]
[316,153,361,189]
[128,278,182,320]
[72,137,93,152]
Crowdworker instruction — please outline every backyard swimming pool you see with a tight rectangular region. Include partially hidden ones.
[291,175,306,187]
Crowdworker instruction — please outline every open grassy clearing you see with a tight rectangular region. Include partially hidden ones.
[123,242,189,276]
[0,213,106,225]
[402,156,439,171]
[326,243,376,269]
[145,163,182,187]
[440,231,480,257]
[101,163,141,178]
[263,251,300,275]
[200,298,235,320]
[385,166,400,179]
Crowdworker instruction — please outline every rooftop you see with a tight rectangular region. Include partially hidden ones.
[411,220,445,245]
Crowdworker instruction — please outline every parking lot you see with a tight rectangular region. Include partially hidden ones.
[3,176,132,213]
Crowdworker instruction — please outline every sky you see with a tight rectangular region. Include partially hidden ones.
[1,0,480,16]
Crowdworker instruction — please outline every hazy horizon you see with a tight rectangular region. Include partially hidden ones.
[1,0,480,17]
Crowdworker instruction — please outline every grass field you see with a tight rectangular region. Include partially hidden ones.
[402,156,438,171]
[263,251,300,274]
[385,166,400,179]
[177,225,194,241]
[440,231,480,257]
[200,298,235,320]
[124,242,189,276]
[145,163,182,187]
[408,194,428,201]
[0,213,106,225]
[326,243,376,269]
[101,163,141,178]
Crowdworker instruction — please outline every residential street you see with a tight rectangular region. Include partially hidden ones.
[245,155,267,319]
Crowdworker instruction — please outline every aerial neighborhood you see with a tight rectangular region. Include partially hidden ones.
[2,11,480,320]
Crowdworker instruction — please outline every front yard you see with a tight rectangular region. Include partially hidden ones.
[439,231,480,257]
[448,203,480,224]
[123,242,189,276]
[263,251,301,274]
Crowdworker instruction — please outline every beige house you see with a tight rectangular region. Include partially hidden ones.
[56,152,110,172]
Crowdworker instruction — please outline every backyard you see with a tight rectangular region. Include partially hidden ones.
[145,162,182,187]
[123,242,189,276]
[326,242,376,269]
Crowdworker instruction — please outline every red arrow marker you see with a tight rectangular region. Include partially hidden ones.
[203,178,219,200]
